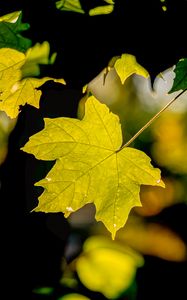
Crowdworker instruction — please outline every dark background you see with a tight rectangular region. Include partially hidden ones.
[0,0,187,299]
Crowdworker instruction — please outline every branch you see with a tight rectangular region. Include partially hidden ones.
[122,89,187,148]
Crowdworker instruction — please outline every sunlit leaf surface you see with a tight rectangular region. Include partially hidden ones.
[0,47,65,118]
[114,54,149,84]
[89,5,114,16]
[22,96,164,238]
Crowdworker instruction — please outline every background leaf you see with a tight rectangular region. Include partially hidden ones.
[151,112,187,174]
[56,0,85,14]
[0,111,17,165]
[21,41,57,78]
[116,217,187,262]
[56,0,115,15]
[75,235,143,299]
[0,11,31,52]
[169,58,187,93]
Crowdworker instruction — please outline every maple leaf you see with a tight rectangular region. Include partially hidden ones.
[0,47,65,118]
[0,11,31,52]
[22,96,164,239]
[0,77,65,119]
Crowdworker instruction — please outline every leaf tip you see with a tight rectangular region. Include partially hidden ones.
[30,206,37,213]
[20,145,28,153]
[156,178,165,188]
[111,223,119,240]
[111,230,116,240]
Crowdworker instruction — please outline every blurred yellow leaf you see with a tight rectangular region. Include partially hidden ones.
[151,112,187,174]
[0,76,65,118]
[0,111,17,165]
[22,96,164,239]
[0,11,31,52]
[56,0,115,16]
[116,217,187,262]
[22,41,57,77]
[75,235,144,299]
[0,136,9,164]
[135,177,183,216]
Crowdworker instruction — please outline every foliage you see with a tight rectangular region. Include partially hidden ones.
[0,44,65,118]
[169,58,187,93]
[22,95,164,238]
[0,11,31,52]
[151,112,187,174]
[0,5,187,300]
[75,235,143,298]
[55,0,85,14]
[55,0,115,15]
[21,41,57,77]
[0,111,17,165]
[59,294,91,300]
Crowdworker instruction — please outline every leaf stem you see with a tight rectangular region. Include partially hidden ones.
[122,89,187,148]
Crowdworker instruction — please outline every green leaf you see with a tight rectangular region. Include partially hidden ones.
[169,58,187,93]
[22,96,164,239]
[0,47,65,118]
[76,235,143,298]
[33,286,54,295]
[0,111,17,165]
[56,0,85,14]
[114,54,149,84]
[0,11,31,52]
[21,41,57,78]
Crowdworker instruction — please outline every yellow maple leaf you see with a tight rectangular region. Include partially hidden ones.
[22,96,164,238]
